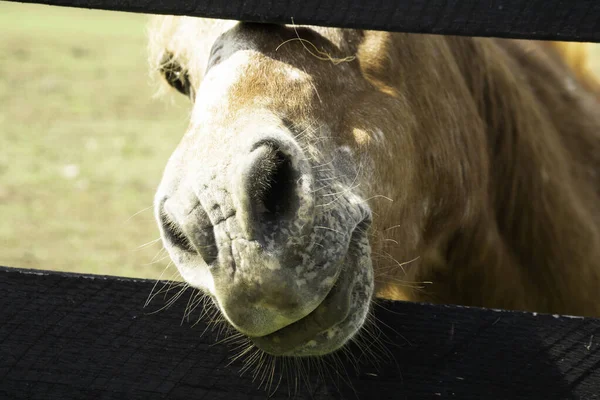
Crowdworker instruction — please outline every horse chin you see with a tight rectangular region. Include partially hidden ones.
[248,224,374,357]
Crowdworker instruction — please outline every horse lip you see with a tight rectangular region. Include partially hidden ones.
[247,277,352,356]
[247,229,367,356]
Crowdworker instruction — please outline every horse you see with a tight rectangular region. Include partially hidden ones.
[148,16,600,357]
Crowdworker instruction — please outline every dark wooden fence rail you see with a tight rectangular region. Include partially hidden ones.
[2,267,600,400]
[5,0,600,42]
[2,0,600,398]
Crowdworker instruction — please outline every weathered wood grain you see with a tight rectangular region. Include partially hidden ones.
[4,0,600,42]
[1,266,599,399]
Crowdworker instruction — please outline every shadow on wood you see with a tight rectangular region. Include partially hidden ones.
[1,266,599,399]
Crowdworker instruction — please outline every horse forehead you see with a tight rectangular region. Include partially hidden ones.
[202,24,312,77]
[195,26,340,110]
[200,48,312,96]
[190,49,311,127]
[185,20,386,124]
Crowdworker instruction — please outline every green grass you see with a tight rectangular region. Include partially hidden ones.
[0,2,190,279]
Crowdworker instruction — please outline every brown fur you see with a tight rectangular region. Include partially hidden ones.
[150,19,600,319]
[368,36,600,317]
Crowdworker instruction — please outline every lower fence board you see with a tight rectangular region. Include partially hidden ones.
[1,266,599,399]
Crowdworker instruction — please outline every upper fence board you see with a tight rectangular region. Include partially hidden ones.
[1,266,600,399]
[5,0,600,42]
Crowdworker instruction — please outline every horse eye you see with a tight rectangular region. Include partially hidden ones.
[159,52,192,98]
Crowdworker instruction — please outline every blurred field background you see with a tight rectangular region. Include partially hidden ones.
[2,2,600,280]
[0,2,189,279]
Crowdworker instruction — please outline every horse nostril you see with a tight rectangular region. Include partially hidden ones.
[251,147,295,221]
[158,200,219,264]
[158,206,197,254]
[243,144,300,241]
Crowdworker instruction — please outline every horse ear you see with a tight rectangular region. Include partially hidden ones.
[158,51,193,98]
